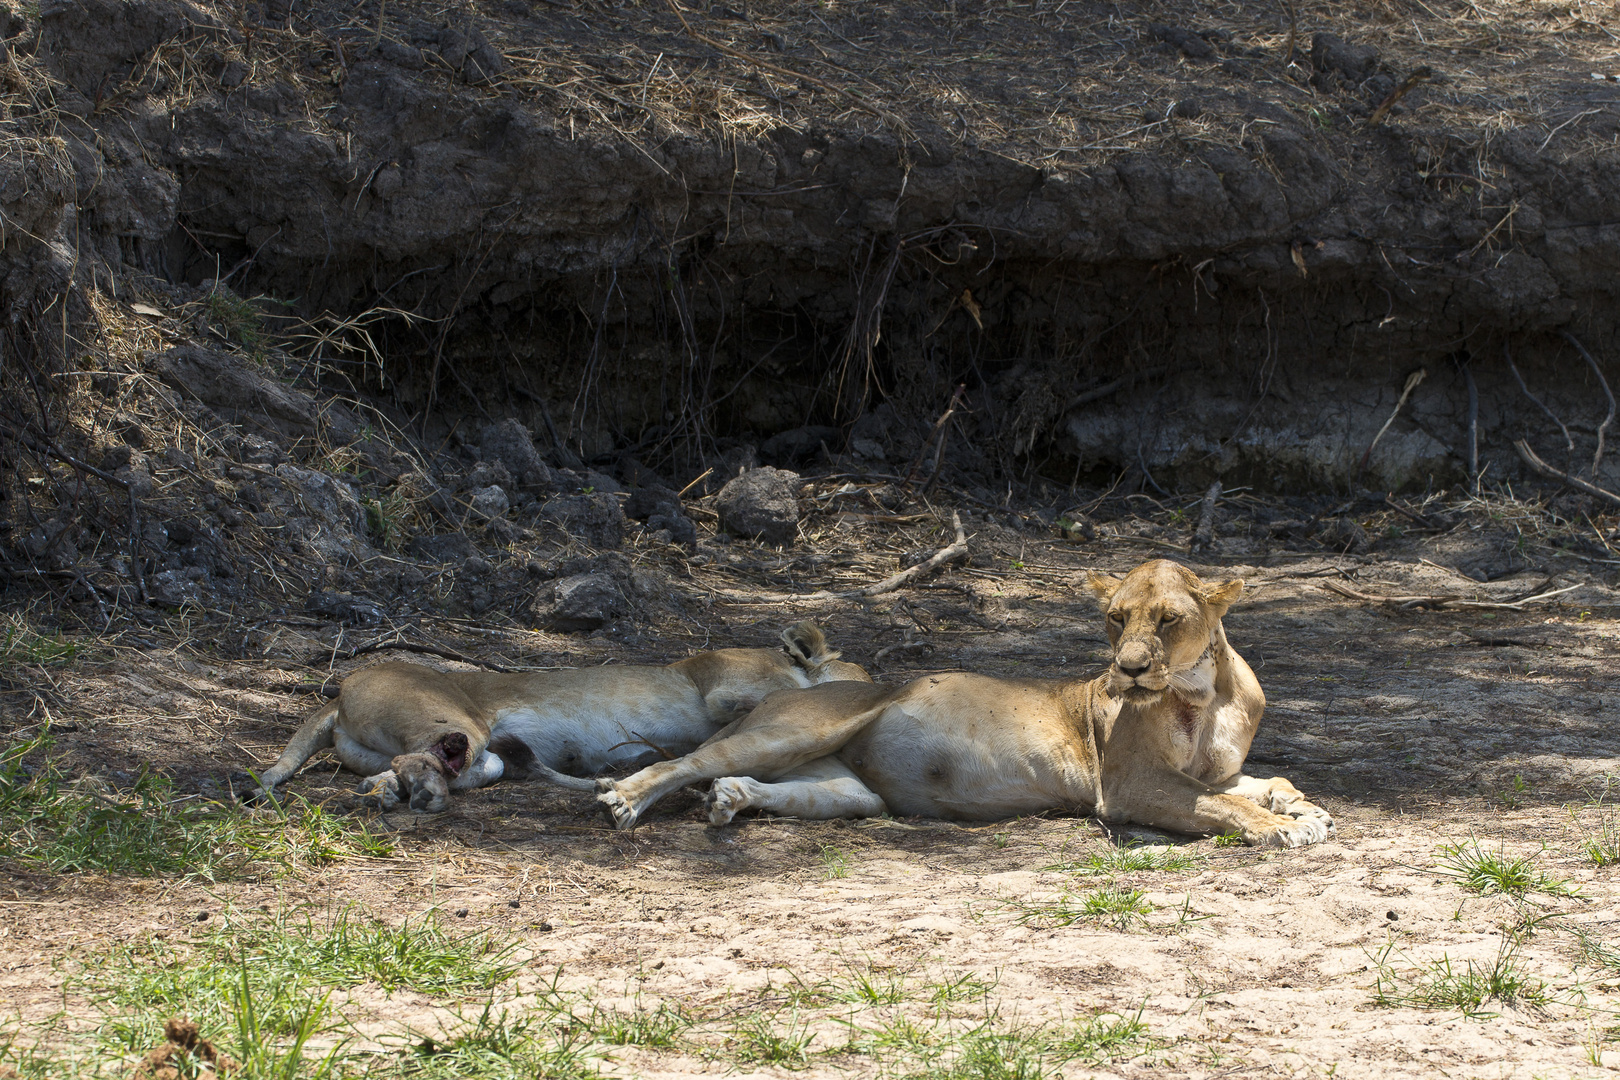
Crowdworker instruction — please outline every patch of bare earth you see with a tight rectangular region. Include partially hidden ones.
[4,519,1619,1078]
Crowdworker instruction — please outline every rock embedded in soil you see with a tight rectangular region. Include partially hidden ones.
[538,492,626,549]
[716,467,801,545]
[407,533,475,563]
[624,484,696,545]
[307,589,386,626]
[534,572,626,632]
[478,419,556,491]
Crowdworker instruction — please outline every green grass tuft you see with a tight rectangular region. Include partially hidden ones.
[1432,838,1580,899]
[820,844,850,880]
[1012,886,1154,931]
[1044,843,1202,876]
[75,906,521,1050]
[583,999,692,1048]
[1369,937,1551,1018]
[0,729,392,879]
[1573,781,1620,867]
[409,1003,599,1080]
[727,1009,816,1068]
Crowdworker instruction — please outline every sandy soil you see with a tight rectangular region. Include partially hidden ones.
[3,526,1619,1078]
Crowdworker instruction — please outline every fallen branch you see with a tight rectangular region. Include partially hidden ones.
[1383,493,1437,529]
[310,634,523,672]
[859,511,968,597]
[1321,579,1581,611]
[1560,330,1615,473]
[1513,439,1620,508]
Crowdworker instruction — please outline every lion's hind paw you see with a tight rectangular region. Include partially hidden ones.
[705,777,754,827]
[595,781,639,831]
[356,770,403,809]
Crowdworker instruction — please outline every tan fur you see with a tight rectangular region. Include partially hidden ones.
[597,560,1333,848]
[250,621,869,813]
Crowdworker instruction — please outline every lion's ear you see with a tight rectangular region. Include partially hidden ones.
[1085,570,1121,608]
[1200,578,1244,616]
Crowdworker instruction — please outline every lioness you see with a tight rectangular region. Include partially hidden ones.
[252,622,870,812]
[597,560,1334,847]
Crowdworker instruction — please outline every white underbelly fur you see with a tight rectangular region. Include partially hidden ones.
[491,670,717,774]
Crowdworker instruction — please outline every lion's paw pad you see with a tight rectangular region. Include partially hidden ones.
[595,786,639,830]
[356,771,402,809]
[706,778,752,826]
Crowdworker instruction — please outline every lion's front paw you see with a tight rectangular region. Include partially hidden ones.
[1249,810,1334,848]
[356,770,403,809]
[706,777,753,826]
[595,781,639,830]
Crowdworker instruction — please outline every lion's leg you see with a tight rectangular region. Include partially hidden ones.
[332,728,397,776]
[707,756,887,826]
[251,702,339,799]
[597,685,892,830]
[1210,773,1334,835]
[1109,769,1334,848]
[450,750,506,790]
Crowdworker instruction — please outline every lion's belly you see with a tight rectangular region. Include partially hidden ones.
[491,670,715,775]
[838,674,1095,820]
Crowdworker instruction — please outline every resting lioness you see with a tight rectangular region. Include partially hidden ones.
[597,560,1334,847]
[252,622,870,812]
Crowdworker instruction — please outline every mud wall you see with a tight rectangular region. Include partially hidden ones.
[15,0,1620,493]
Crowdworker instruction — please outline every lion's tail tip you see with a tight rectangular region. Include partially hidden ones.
[781,620,841,669]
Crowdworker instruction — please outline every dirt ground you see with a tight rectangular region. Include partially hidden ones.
[3,504,1619,1079]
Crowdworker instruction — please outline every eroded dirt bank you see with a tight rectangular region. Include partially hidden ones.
[6,0,1620,487]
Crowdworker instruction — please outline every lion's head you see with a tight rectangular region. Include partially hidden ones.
[388,732,470,812]
[1085,560,1243,705]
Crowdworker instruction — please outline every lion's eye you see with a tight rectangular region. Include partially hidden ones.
[1107,611,1124,624]
[1159,613,1179,625]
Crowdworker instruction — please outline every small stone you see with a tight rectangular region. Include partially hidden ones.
[196,911,209,922]
[538,919,554,932]
[1386,910,1399,921]
[508,899,520,909]
[469,485,510,520]
[455,908,469,918]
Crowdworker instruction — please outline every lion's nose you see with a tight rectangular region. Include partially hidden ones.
[1116,643,1152,677]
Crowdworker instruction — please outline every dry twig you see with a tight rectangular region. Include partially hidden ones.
[858,511,968,597]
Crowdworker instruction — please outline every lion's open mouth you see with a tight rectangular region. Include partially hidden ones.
[430,733,470,777]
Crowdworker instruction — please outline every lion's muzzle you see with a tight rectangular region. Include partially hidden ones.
[1109,640,1169,696]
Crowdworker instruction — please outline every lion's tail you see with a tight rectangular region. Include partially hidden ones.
[781,620,842,672]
